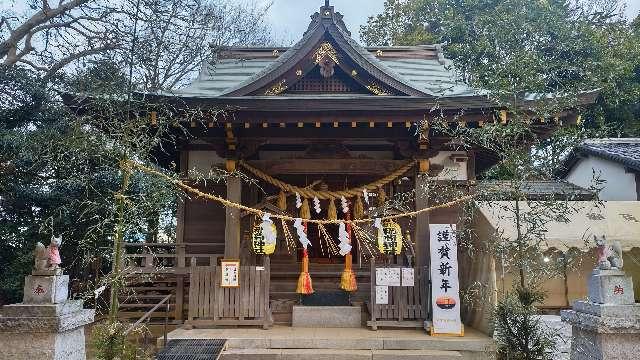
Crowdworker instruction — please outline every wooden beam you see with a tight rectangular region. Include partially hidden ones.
[224,176,242,259]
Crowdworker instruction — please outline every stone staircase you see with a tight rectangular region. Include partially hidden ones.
[212,328,495,360]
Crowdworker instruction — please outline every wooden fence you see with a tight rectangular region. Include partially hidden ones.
[367,261,430,330]
[185,257,272,329]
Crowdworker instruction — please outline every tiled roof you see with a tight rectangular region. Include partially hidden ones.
[176,46,479,98]
[558,138,640,177]
[174,2,479,99]
[478,180,595,200]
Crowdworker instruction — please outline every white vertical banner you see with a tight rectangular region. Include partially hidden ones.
[429,224,463,336]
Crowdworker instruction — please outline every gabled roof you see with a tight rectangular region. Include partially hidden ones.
[176,2,481,99]
[557,138,640,177]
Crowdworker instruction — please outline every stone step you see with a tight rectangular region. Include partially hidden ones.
[225,336,494,353]
[221,348,463,360]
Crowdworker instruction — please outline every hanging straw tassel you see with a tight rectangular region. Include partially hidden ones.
[300,198,311,220]
[340,212,357,292]
[340,253,357,292]
[327,198,338,220]
[377,186,386,206]
[353,195,364,219]
[277,191,287,211]
[296,248,314,294]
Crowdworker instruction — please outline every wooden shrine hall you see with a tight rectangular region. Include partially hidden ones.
[104,2,595,349]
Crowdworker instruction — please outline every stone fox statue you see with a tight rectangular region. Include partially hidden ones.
[33,236,62,272]
[34,242,48,271]
[594,235,623,270]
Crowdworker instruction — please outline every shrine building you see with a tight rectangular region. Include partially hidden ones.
[81,1,607,354]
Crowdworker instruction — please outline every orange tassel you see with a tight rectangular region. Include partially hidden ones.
[296,249,314,295]
[340,253,357,292]
[340,213,357,292]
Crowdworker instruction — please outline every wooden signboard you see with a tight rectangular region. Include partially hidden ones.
[220,259,240,288]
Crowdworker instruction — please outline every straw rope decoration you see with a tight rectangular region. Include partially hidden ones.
[318,224,340,256]
[280,219,296,255]
[238,160,416,200]
[124,160,475,225]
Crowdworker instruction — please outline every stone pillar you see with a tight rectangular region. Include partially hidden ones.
[0,270,94,360]
[561,269,640,360]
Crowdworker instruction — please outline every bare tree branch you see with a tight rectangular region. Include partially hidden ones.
[1,0,91,61]
[1,0,120,78]
[42,44,117,80]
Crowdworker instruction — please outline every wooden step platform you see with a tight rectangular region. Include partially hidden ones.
[160,326,496,360]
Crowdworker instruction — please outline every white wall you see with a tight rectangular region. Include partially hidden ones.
[431,151,469,181]
[566,156,637,200]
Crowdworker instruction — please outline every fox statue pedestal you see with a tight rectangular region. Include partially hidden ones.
[0,239,94,360]
[561,268,640,359]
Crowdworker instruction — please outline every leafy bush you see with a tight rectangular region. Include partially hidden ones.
[493,288,555,360]
[91,321,150,360]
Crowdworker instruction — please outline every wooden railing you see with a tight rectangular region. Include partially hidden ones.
[185,257,272,329]
[123,242,224,272]
[120,242,224,323]
[124,294,172,353]
[367,260,430,330]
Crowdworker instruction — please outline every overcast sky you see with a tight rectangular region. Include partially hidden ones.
[2,0,639,44]
[262,0,640,44]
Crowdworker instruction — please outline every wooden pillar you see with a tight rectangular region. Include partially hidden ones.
[175,150,187,321]
[225,166,241,259]
[414,161,430,268]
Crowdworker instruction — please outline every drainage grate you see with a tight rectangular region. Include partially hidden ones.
[156,339,226,360]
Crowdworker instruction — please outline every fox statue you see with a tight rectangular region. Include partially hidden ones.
[594,235,623,270]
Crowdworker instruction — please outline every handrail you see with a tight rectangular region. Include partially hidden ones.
[124,294,172,346]
[123,242,225,247]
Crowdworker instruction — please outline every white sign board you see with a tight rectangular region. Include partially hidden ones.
[375,286,389,304]
[401,268,414,286]
[220,260,240,288]
[429,224,463,336]
[376,267,401,286]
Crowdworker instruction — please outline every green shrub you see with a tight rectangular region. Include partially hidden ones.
[493,288,555,360]
[91,321,149,360]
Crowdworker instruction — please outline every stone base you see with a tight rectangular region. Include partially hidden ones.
[0,301,94,333]
[0,300,94,360]
[588,270,634,305]
[292,306,362,328]
[561,301,640,360]
[569,326,640,360]
[0,327,86,360]
[23,275,69,304]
